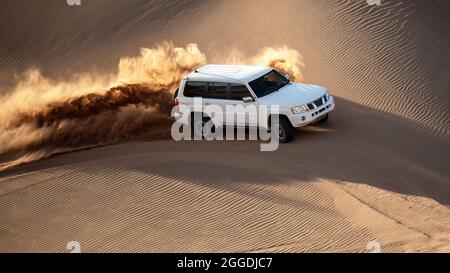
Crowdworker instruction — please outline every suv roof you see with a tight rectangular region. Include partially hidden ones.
[186,65,273,83]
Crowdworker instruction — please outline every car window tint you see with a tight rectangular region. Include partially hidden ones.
[205,82,228,99]
[230,84,252,100]
[184,82,206,97]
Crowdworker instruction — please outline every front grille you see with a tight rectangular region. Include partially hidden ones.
[307,95,326,110]
[314,97,324,107]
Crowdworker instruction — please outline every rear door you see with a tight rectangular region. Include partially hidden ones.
[203,82,229,127]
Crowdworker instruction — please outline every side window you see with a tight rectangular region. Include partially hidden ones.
[230,84,252,100]
[205,82,228,99]
[184,81,206,97]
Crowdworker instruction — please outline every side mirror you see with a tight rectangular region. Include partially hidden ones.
[285,74,290,81]
[242,96,254,103]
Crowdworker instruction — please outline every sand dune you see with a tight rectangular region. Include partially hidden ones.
[0,0,449,252]
[0,131,448,252]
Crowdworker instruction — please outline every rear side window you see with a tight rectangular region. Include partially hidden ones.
[184,81,206,97]
[205,82,228,99]
[230,84,252,100]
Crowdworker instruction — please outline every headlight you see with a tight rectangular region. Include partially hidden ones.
[325,90,330,101]
[291,104,309,114]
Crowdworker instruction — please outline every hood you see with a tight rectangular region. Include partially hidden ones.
[258,83,327,107]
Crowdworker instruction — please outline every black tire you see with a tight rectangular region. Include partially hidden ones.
[272,116,295,143]
[191,113,214,140]
[315,113,329,124]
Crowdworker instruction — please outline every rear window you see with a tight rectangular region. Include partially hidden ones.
[230,84,252,100]
[205,82,228,99]
[184,81,206,97]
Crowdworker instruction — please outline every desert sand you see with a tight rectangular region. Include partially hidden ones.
[0,0,449,252]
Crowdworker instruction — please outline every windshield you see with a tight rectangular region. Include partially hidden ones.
[249,70,290,98]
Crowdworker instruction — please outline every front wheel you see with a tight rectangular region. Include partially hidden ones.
[272,116,295,143]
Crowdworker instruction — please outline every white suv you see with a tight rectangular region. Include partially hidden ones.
[172,65,335,143]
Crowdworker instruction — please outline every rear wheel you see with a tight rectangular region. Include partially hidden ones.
[191,113,215,139]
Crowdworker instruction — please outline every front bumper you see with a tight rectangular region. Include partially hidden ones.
[287,96,335,127]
